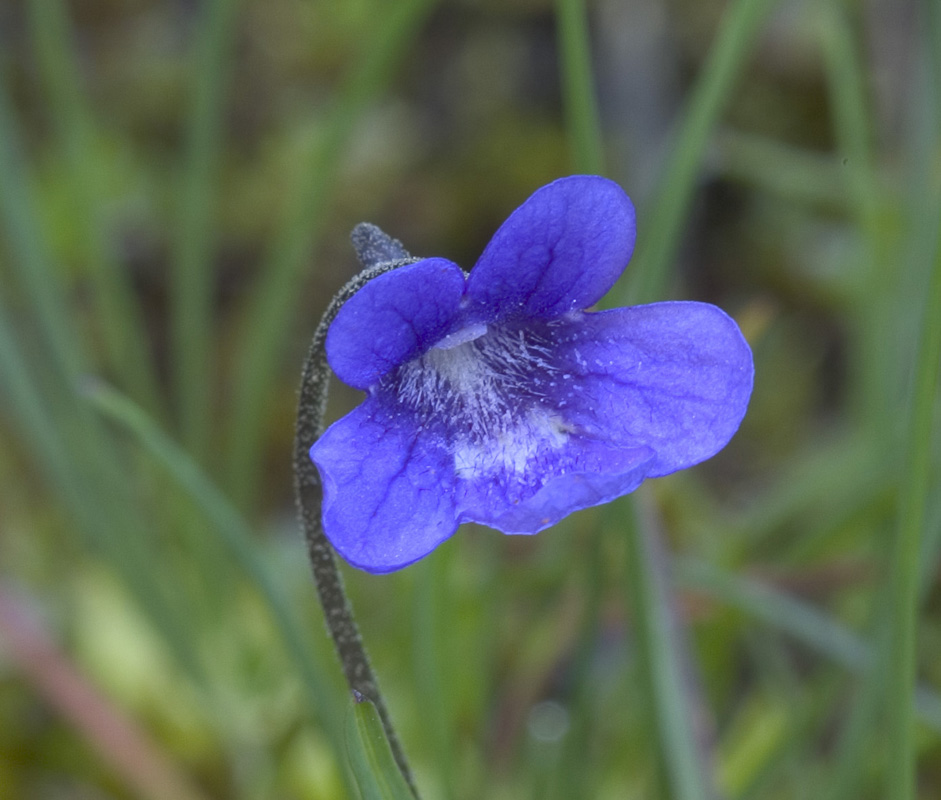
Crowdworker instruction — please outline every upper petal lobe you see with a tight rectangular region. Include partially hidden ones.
[326,257,466,390]
[466,175,636,320]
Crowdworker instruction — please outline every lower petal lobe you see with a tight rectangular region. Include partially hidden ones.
[547,302,754,476]
[458,437,653,533]
[311,399,459,573]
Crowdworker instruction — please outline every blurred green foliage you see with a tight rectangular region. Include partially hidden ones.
[0,0,939,798]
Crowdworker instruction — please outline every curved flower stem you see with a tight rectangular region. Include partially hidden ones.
[293,225,420,797]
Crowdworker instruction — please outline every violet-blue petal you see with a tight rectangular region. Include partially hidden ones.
[325,257,466,390]
[466,175,636,320]
[546,302,754,477]
[457,437,654,533]
[310,399,459,573]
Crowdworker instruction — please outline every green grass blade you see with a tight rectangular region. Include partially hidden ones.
[883,170,941,800]
[930,0,941,109]
[880,6,941,792]
[818,6,879,231]
[0,73,203,682]
[171,0,243,461]
[0,306,98,550]
[677,559,866,666]
[83,382,347,749]
[412,553,455,800]
[708,432,886,553]
[675,558,941,732]
[819,613,889,800]
[0,70,85,381]
[624,495,712,800]
[818,3,892,428]
[346,695,417,800]
[0,325,206,684]
[817,6,939,797]
[24,0,162,411]
[223,0,438,512]
[552,526,608,799]
[554,0,604,175]
[617,0,777,305]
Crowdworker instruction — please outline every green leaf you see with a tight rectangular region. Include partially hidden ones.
[345,694,416,800]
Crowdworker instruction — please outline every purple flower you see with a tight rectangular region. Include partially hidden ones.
[311,176,753,573]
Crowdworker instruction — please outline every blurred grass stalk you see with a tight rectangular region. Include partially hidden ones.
[412,551,457,800]
[24,0,163,413]
[819,3,940,798]
[555,0,604,175]
[0,75,207,683]
[171,0,243,463]
[552,525,608,799]
[83,381,349,770]
[811,4,893,798]
[27,0,240,631]
[818,2,893,439]
[619,0,777,307]
[676,560,941,732]
[883,127,941,800]
[624,496,716,800]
